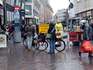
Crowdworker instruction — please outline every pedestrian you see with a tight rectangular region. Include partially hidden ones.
[25,23,33,50]
[21,24,25,39]
[31,24,37,38]
[90,23,93,40]
[48,23,55,54]
[22,24,27,47]
[55,21,63,38]
[81,20,90,40]
[8,23,14,40]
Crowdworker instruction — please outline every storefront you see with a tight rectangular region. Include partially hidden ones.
[76,9,93,24]
[6,3,14,24]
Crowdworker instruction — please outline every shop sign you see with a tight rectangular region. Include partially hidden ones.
[14,6,21,10]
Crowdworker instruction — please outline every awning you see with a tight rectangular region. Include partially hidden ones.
[0,0,3,5]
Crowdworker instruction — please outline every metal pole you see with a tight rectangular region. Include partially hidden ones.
[20,0,23,7]
[14,0,16,5]
[3,0,7,26]
[32,0,34,18]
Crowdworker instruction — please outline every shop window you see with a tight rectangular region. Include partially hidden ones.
[25,0,32,2]
[25,5,32,15]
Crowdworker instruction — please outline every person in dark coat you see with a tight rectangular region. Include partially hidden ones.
[24,23,34,50]
[90,23,93,40]
[48,23,55,54]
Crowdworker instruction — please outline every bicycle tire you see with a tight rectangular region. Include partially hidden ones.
[55,40,66,52]
[37,40,48,51]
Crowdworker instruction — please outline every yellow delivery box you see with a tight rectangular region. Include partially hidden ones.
[39,23,49,34]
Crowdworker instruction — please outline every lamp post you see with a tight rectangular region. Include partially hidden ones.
[67,0,74,30]
[3,0,7,26]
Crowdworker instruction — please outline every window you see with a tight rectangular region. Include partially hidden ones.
[10,0,14,6]
[25,0,32,2]
[16,0,21,6]
[25,5,32,15]
[25,5,32,10]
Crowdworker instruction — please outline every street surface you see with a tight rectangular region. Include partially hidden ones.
[0,37,93,70]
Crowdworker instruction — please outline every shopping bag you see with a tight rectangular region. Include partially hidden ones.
[80,40,93,52]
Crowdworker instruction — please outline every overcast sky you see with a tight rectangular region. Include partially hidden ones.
[49,0,70,14]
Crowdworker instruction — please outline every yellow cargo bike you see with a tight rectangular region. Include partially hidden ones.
[36,23,49,51]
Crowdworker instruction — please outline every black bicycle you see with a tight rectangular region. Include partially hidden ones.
[46,33,66,52]
[55,32,66,52]
[36,33,48,51]
[23,33,48,51]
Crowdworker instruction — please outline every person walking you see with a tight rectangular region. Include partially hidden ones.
[55,21,63,38]
[13,10,22,43]
[7,23,14,40]
[81,21,90,40]
[90,23,93,40]
[48,23,55,54]
[25,23,33,50]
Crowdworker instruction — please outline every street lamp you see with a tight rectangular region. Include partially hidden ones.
[3,0,7,25]
[68,0,74,10]
[66,0,74,31]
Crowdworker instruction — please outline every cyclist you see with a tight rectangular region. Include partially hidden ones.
[55,19,63,38]
[49,23,55,54]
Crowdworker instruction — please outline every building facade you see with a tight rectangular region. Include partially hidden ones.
[25,0,32,18]
[55,9,67,22]
[68,0,75,19]
[45,4,53,23]
[25,0,53,24]
[25,0,40,24]
[39,0,53,23]
[3,0,25,25]
[73,0,93,23]
[0,0,3,25]
[33,0,40,18]
[6,0,14,24]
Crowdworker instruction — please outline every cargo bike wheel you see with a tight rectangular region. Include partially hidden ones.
[37,40,48,51]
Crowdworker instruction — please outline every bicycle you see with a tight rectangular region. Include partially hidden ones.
[36,33,48,51]
[46,32,66,52]
[55,32,66,52]
[35,23,49,51]
[23,33,49,51]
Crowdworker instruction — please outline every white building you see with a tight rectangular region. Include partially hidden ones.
[68,0,75,19]
[33,0,40,18]
[55,9,67,22]
[38,0,53,23]
[71,0,93,23]
[25,0,53,24]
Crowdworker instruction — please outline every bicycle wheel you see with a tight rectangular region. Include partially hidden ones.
[37,41,48,51]
[55,40,66,52]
